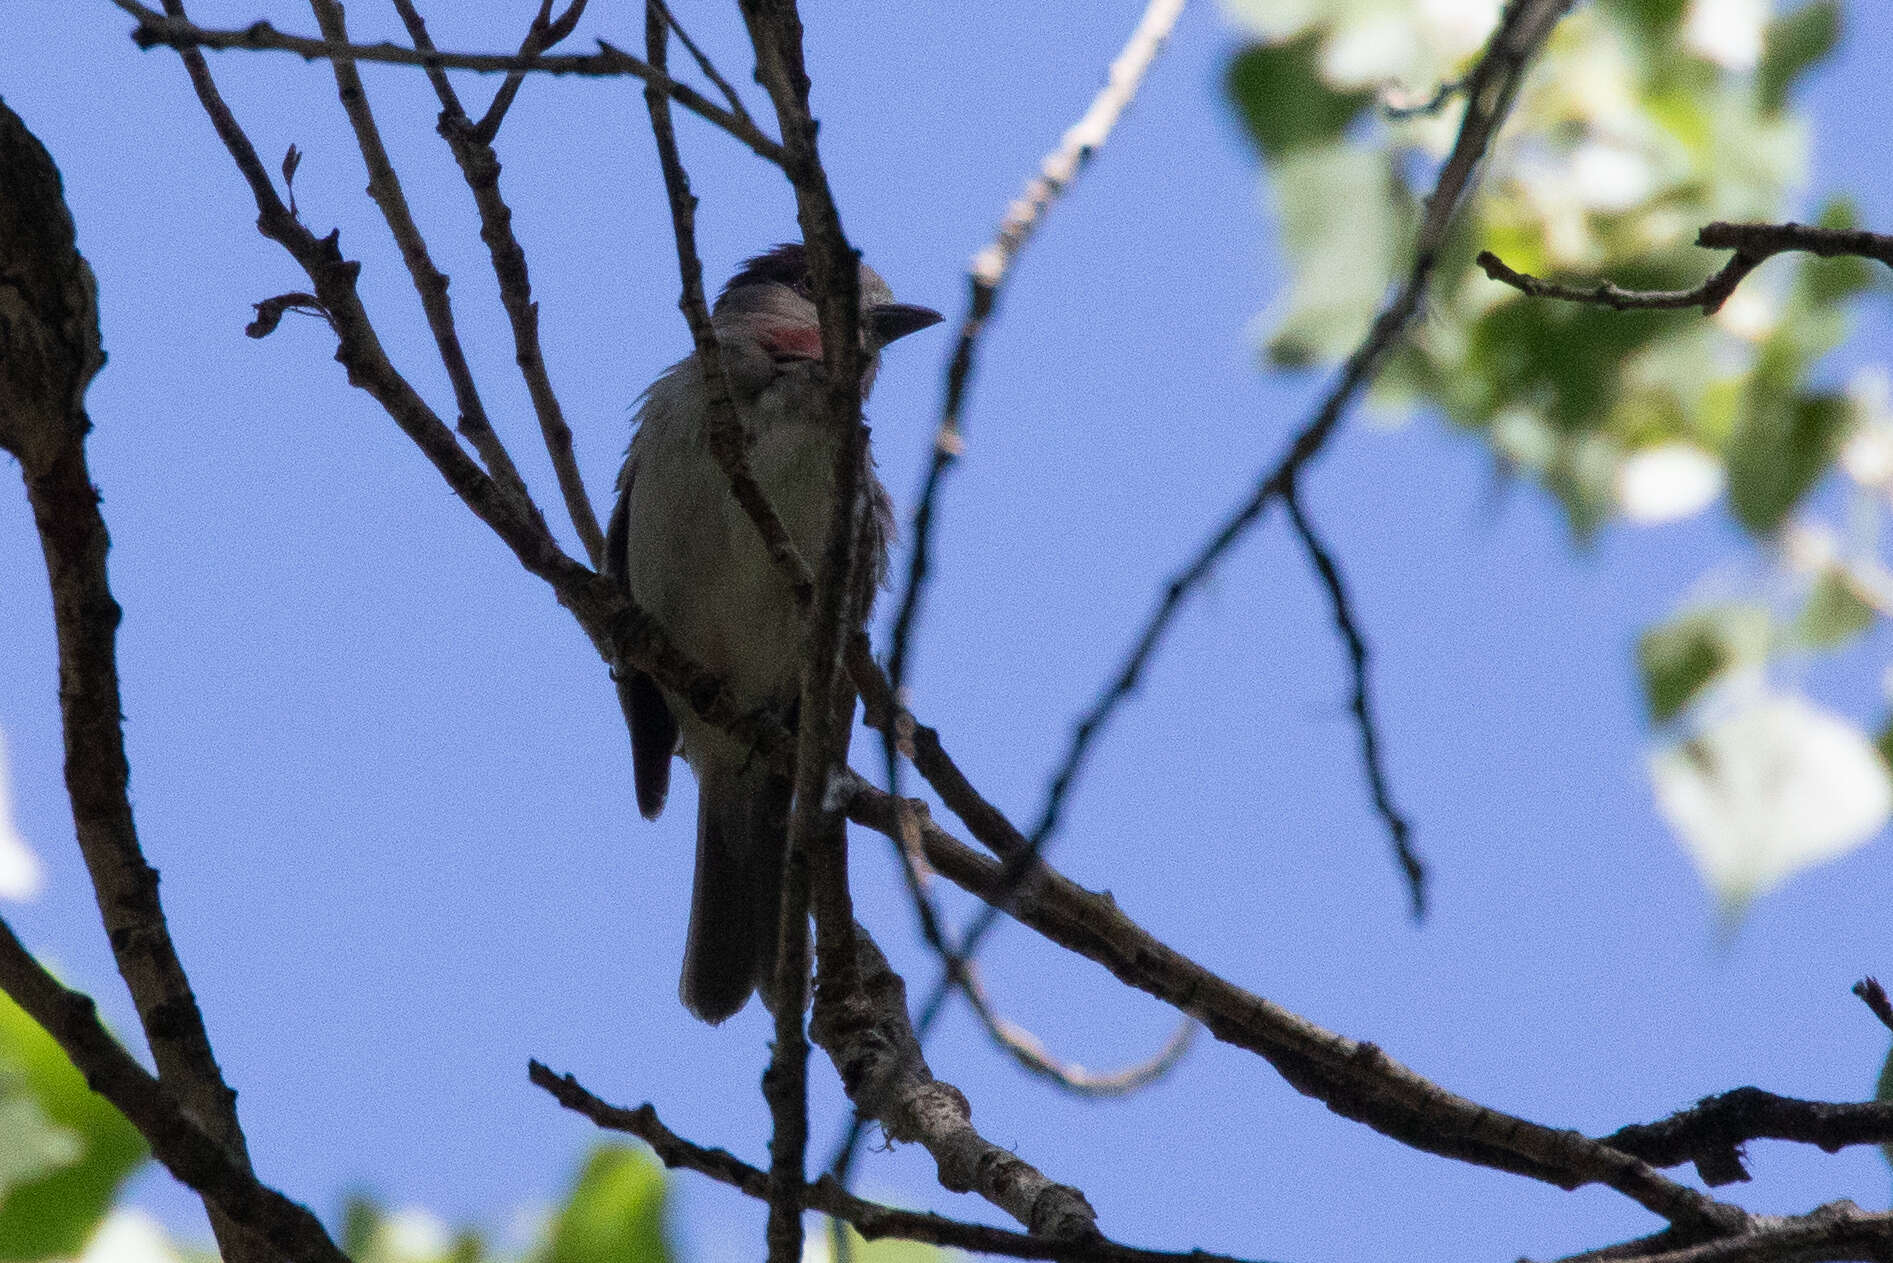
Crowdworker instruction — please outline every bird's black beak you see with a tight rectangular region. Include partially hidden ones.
[867,302,944,345]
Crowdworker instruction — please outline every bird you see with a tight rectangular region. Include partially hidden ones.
[605,243,942,1023]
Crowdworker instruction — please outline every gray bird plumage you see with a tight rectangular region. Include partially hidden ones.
[605,244,941,1023]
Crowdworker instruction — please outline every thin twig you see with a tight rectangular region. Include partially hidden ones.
[650,0,751,126]
[859,763,1191,1099]
[528,1062,1277,1263]
[308,0,541,531]
[1475,249,1763,314]
[109,0,785,164]
[1855,977,1893,1033]
[473,0,589,143]
[0,915,350,1263]
[962,973,1197,1096]
[1476,221,1893,316]
[391,0,606,565]
[929,0,1578,1011]
[729,0,872,989]
[864,0,1190,1189]
[728,11,879,1250]
[1381,77,1467,119]
[0,89,267,1263]
[886,0,1187,729]
[639,10,814,605]
[1282,481,1424,917]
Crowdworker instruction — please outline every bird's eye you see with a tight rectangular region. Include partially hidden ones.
[793,274,814,298]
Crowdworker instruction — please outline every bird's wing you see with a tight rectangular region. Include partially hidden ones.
[607,446,681,821]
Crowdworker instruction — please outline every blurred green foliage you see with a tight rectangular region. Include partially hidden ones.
[1226,0,1863,535]
[0,990,146,1260]
[535,1147,668,1263]
[1223,0,1893,911]
[0,1057,956,1263]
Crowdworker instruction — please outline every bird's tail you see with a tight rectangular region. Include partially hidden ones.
[679,762,792,1023]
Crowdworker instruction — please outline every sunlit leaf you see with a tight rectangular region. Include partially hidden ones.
[1264,145,1402,365]
[0,989,147,1260]
[535,1146,670,1263]
[1617,441,1724,522]
[1649,689,1892,916]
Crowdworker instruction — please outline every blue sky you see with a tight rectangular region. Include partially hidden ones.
[4,2,1893,1261]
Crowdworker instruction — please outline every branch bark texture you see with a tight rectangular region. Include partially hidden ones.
[0,94,269,1263]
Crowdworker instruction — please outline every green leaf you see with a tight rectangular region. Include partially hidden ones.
[1226,38,1372,162]
[1793,567,1877,650]
[1726,386,1848,535]
[1757,1,1840,114]
[1637,604,1770,723]
[1600,0,1690,40]
[536,1146,670,1263]
[0,989,148,1260]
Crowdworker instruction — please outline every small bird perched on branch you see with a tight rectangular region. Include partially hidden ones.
[606,243,941,1024]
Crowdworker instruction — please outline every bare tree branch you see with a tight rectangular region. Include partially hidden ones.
[306,0,542,531]
[636,17,812,1256]
[529,1061,1278,1263]
[1541,1201,1893,1263]
[1381,77,1468,119]
[1601,1087,1893,1188]
[639,11,814,607]
[723,8,893,1249]
[1282,481,1424,917]
[126,5,1867,1258]
[968,985,1196,1098]
[0,916,348,1263]
[886,0,1188,712]
[108,0,786,164]
[856,1,1195,1184]
[472,0,589,144]
[0,92,268,1263]
[150,0,591,601]
[929,0,1582,1005]
[764,835,814,1263]
[649,0,753,129]
[807,930,1100,1239]
[1477,221,1893,315]
[391,0,607,565]
[840,779,1747,1236]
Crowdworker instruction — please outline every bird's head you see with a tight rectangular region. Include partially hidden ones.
[711,243,942,377]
